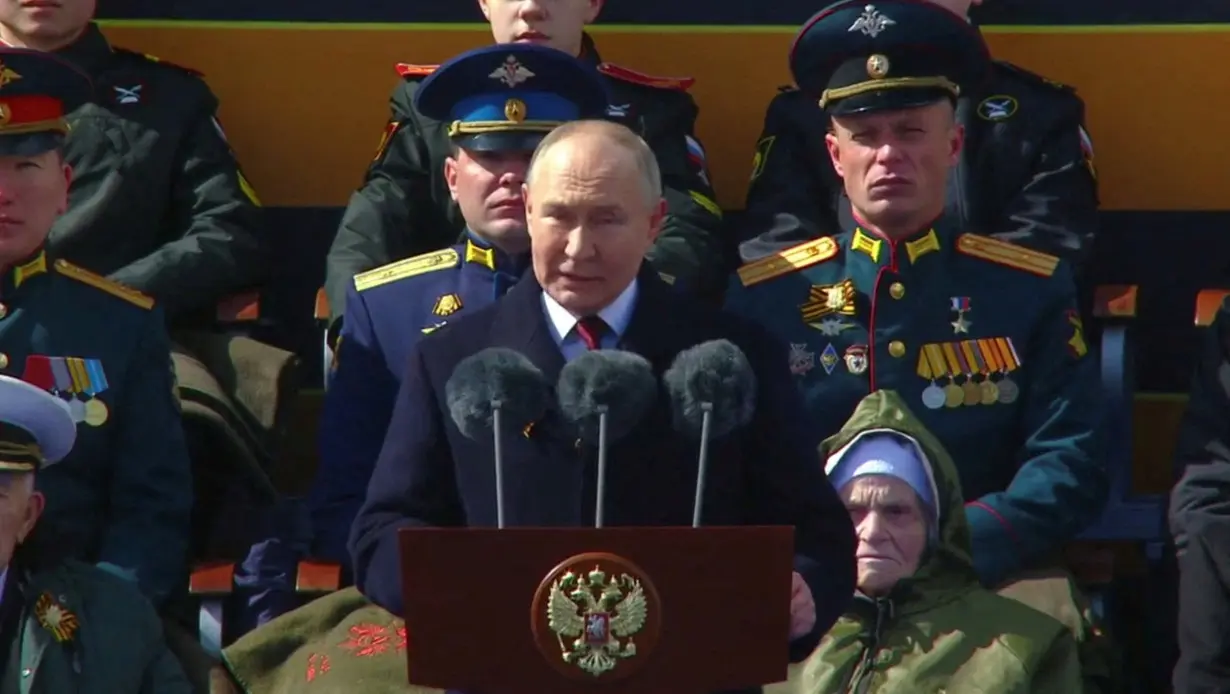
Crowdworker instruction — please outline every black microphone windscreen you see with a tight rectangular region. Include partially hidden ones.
[445,347,552,439]
[557,350,657,444]
[663,339,757,439]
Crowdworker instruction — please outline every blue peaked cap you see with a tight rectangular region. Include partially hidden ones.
[790,0,991,116]
[415,44,610,152]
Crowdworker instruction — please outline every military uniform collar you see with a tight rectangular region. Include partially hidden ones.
[463,233,528,275]
[0,249,49,297]
[53,23,111,77]
[840,202,946,268]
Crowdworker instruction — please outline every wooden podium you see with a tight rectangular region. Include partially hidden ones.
[398,526,795,694]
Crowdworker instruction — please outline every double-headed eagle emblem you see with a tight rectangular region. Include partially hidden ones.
[547,566,648,676]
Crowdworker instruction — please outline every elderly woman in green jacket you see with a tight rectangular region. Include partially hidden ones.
[767,390,1083,693]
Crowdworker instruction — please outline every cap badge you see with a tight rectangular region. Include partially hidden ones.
[489,55,535,88]
[504,97,527,123]
[866,54,891,79]
[0,62,21,89]
[849,5,896,37]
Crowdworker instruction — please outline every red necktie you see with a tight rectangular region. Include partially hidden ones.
[574,316,609,351]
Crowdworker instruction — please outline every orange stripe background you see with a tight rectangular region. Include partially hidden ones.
[100,26,1229,212]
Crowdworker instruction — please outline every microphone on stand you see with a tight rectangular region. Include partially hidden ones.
[445,348,552,528]
[663,339,757,527]
[556,350,657,527]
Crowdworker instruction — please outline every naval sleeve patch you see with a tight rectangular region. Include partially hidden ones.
[955,234,1058,277]
[353,249,459,292]
[53,259,154,309]
[597,63,695,91]
[737,237,838,287]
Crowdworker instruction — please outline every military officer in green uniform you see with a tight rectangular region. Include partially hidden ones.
[324,0,725,327]
[0,373,193,693]
[0,0,268,321]
[723,4,1116,685]
[0,48,192,610]
[740,0,1098,276]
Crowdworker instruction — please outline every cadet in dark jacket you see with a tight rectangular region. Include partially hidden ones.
[0,2,268,321]
[0,49,192,607]
[1170,298,1230,693]
[0,374,192,694]
[324,0,724,326]
[739,0,1097,274]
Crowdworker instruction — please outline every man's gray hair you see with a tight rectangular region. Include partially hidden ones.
[526,120,663,207]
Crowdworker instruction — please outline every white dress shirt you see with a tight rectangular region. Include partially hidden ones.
[541,279,639,362]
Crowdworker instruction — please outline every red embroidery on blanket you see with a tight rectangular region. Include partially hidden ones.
[339,623,394,657]
[305,653,332,681]
[396,625,408,651]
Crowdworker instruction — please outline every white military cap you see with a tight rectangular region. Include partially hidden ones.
[0,374,76,472]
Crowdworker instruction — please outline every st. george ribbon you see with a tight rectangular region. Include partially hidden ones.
[556,350,657,528]
[663,339,757,527]
[445,347,553,528]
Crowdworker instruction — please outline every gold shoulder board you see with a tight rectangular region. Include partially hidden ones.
[955,234,1058,277]
[737,237,839,287]
[53,259,154,309]
[353,248,459,292]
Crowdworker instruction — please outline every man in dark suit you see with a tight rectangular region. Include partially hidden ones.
[349,119,856,668]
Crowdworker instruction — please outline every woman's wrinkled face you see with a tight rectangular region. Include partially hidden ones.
[841,475,929,596]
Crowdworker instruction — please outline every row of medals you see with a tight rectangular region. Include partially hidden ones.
[53,393,109,427]
[921,374,1019,409]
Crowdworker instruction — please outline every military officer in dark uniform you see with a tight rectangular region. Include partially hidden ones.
[739,0,1098,275]
[0,374,193,693]
[324,0,724,327]
[723,6,1111,680]
[0,0,267,320]
[0,49,192,609]
[233,44,611,631]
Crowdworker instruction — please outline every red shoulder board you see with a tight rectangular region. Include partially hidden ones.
[138,52,204,77]
[597,63,694,91]
[395,63,439,78]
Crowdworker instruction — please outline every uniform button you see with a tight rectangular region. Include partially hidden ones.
[0,353,9,369]
[888,341,906,358]
[889,282,905,299]
[21,668,30,677]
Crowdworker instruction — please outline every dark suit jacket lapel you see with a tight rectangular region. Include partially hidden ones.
[618,265,691,368]
[489,271,566,384]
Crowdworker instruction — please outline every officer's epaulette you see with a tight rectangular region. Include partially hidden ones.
[114,48,205,77]
[396,63,439,79]
[53,259,155,309]
[597,63,695,91]
[737,237,839,287]
[353,248,459,292]
[955,234,1059,278]
[994,60,1074,94]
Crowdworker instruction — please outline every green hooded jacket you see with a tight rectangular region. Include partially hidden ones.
[765,390,1082,694]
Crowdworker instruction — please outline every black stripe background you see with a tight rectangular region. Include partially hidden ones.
[97,0,1230,25]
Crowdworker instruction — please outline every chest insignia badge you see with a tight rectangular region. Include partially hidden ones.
[812,316,856,336]
[35,592,79,643]
[801,279,857,324]
[421,321,447,335]
[788,343,815,376]
[819,343,839,375]
[432,293,463,317]
[949,296,972,334]
[843,344,869,375]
